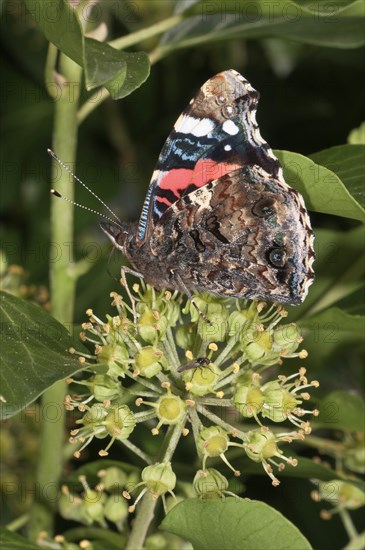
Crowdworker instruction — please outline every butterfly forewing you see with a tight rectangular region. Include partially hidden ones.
[137,70,285,244]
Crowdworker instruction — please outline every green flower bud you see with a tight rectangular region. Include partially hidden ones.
[90,374,124,402]
[145,534,170,549]
[182,361,220,396]
[319,480,365,510]
[59,491,84,523]
[261,381,299,422]
[175,324,195,350]
[138,306,168,343]
[99,467,127,491]
[81,487,106,526]
[233,383,264,418]
[164,298,181,326]
[104,494,129,523]
[97,343,129,377]
[79,404,108,434]
[343,442,365,474]
[245,429,279,463]
[197,426,229,458]
[104,405,135,440]
[197,301,229,342]
[228,309,254,337]
[142,462,176,497]
[135,346,167,378]
[273,324,302,353]
[194,468,229,498]
[156,394,187,425]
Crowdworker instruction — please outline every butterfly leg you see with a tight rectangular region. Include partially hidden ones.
[120,266,144,324]
[174,272,212,325]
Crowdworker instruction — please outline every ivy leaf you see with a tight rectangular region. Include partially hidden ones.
[161,0,365,51]
[24,0,150,99]
[275,150,365,221]
[288,226,365,322]
[310,145,365,212]
[0,291,86,420]
[315,391,365,432]
[161,498,312,550]
[298,307,365,361]
[0,528,41,550]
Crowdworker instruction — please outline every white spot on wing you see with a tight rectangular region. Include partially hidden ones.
[222,120,239,135]
[224,144,232,151]
[175,114,215,137]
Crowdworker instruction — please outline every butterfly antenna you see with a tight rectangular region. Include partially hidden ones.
[50,189,120,225]
[47,148,121,225]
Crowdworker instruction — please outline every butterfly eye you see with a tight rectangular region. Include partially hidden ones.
[252,197,275,218]
[268,248,286,268]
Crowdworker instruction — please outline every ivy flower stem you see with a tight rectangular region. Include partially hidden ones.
[197,404,247,440]
[28,53,82,540]
[214,336,239,367]
[120,439,153,465]
[339,508,358,540]
[126,424,183,550]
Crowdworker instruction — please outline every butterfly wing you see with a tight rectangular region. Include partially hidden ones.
[137,69,285,244]
[149,166,315,305]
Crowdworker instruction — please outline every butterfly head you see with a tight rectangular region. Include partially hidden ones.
[100,222,132,254]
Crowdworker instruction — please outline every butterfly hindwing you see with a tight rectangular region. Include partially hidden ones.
[150,165,314,304]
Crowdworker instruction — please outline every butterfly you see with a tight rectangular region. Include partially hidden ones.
[101,69,315,306]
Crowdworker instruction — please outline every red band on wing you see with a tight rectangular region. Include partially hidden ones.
[158,160,242,199]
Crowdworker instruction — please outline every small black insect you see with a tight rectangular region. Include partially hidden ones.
[177,357,210,373]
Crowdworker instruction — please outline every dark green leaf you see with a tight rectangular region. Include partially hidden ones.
[161,498,312,550]
[298,307,365,361]
[276,150,365,221]
[288,226,365,322]
[0,291,85,420]
[24,0,150,99]
[310,145,365,211]
[316,390,365,432]
[161,1,365,51]
[0,528,40,550]
[333,287,365,315]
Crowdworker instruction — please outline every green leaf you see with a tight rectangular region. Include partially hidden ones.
[310,145,365,211]
[348,122,365,144]
[0,528,41,550]
[333,286,365,315]
[316,390,365,432]
[298,307,365,360]
[25,0,150,99]
[288,226,365,321]
[0,291,85,420]
[161,498,312,550]
[275,150,365,221]
[161,0,365,51]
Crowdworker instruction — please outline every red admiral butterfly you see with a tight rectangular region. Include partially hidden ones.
[101,70,315,306]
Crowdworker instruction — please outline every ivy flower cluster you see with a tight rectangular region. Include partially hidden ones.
[65,277,319,511]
